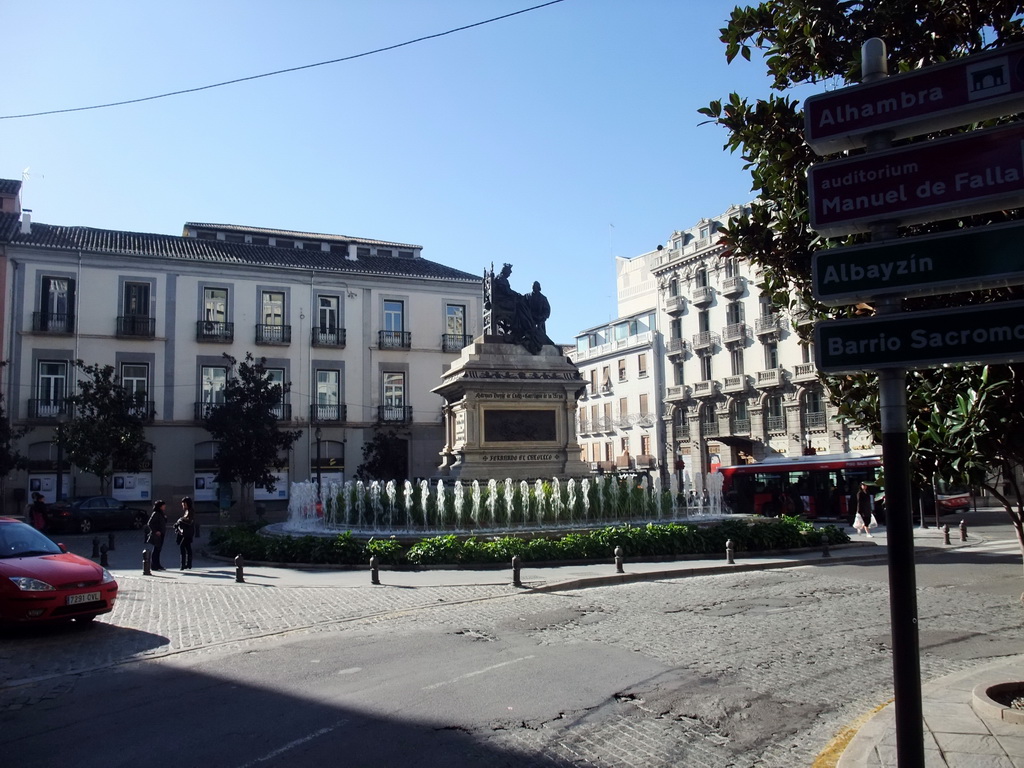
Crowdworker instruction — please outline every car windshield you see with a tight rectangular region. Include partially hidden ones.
[0,523,63,558]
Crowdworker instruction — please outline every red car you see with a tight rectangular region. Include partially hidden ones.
[0,517,118,625]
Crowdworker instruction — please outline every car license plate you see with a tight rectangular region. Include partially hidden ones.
[67,592,100,605]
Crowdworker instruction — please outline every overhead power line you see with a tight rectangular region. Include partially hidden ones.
[1,0,566,120]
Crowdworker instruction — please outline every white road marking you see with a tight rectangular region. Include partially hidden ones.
[421,655,535,691]
[230,720,348,768]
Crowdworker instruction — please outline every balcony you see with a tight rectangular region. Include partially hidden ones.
[311,326,346,348]
[256,324,292,345]
[31,312,74,335]
[692,285,715,306]
[732,418,751,434]
[269,403,293,420]
[754,314,781,338]
[196,320,234,343]
[722,374,749,394]
[127,401,155,422]
[310,403,347,423]
[805,411,827,429]
[379,330,412,350]
[194,401,219,421]
[665,384,691,401]
[27,399,70,420]
[692,331,720,352]
[674,424,691,441]
[693,380,718,397]
[766,415,786,433]
[722,322,747,345]
[116,315,156,338]
[701,420,719,437]
[792,362,818,382]
[378,404,413,424]
[665,295,687,315]
[442,333,472,353]
[722,275,746,297]
[756,368,785,387]
[666,337,688,357]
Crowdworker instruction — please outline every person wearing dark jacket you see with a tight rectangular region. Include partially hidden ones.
[147,500,168,571]
[174,496,198,570]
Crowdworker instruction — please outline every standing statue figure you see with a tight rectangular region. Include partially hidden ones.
[483,264,552,355]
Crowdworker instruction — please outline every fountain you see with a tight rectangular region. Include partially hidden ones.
[281,471,729,537]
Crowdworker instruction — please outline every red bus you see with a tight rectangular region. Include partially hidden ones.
[720,453,882,519]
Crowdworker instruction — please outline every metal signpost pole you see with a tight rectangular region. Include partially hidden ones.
[862,39,925,768]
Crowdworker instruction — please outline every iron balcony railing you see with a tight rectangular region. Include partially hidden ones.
[692,285,715,305]
[755,314,781,335]
[722,322,747,345]
[256,324,292,345]
[442,333,472,352]
[196,320,234,342]
[378,330,412,349]
[378,405,413,423]
[766,415,786,432]
[310,403,347,423]
[691,331,720,351]
[311,326,346,347]
[196,401,290,420]
[27,399,70,420]
[31,312,74,334]
[116,315,156,338]
[269,403,293,420]
[805,411,826,429]
[733,418,751,434]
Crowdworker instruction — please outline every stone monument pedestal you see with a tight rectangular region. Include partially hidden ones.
[433,338,589,481]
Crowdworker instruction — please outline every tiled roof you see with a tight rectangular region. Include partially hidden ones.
[184,222,420,249]
[0,179,22,196]
[0,213,478,282]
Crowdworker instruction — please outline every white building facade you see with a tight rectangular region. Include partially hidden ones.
[651,205,876,492]
[0,179,482,513]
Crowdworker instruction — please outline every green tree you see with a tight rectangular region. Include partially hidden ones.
[203,353,302,519]
[59,361,153,493]
[700,3,1024,559]
[354,430,408,483]
[0,361,30,512]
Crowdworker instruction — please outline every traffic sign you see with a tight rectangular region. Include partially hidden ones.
[812,220,1024,305]
[807,122,1024,237]
[805,41,1024,155]
[813,300,1024,374]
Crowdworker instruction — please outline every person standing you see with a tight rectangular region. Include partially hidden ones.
[174,496,198,570]
[29,492,48,532]
[853,482,873,535]
[147,500,168,571]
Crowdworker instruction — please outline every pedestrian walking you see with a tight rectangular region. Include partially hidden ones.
[174,496,198,570]
[853,482,874,537]
[147,500,168,571]
[28,492,48,532]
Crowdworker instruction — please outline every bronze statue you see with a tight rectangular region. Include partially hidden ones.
[483,264,553,354]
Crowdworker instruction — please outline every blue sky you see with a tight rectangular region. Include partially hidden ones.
[2,1,795,343]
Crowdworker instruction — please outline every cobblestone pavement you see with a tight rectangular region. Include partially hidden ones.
[3,536,1022,767]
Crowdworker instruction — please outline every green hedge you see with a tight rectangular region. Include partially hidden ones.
[208,516,849,567]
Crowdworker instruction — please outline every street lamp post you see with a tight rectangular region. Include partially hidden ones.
[55,411,68,503]
[314,426,323,499]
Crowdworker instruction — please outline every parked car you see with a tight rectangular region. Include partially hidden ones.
[44,496,148,535]
[0,517,118,624]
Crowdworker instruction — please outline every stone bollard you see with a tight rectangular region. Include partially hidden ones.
[370,555,380,585]
[99,543,109,568]
[234,554,245,583]
[512,555,522,587]
[614,545,624,574]
[726,539,735,565]
[91,537,100,558]
[943,523,951,545]
[143,548,152,576]
[960,519,968,541]
[821,532,831,558]
[108,532,116,551]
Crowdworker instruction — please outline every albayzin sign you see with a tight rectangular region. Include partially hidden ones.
[813,300,1024,374]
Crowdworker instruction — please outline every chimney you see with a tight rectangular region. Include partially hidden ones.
[20,208,31,234]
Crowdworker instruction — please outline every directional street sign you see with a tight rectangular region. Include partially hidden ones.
[813,300,1024,374]
[807,121,1024,237]
[812,220,1024,305]
[805,41,1024,155]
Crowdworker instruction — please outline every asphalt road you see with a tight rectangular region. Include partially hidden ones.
[2,509,1022,768]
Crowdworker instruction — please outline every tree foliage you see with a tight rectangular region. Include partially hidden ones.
[60,361,153,491]
[203,354,302,513]
[0,361,30,481]
[702,3,1024,544]
[354,430,407,483]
